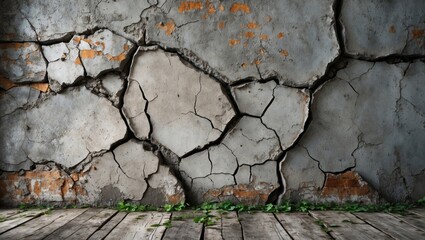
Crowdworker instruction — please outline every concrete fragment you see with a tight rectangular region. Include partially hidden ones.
[78,29,134,77]
[0,43,46,83]
[320,171,379,204]
[128,47,235,156]
[232,81,276,116]
[250,161,278,185]
[235,165,251,185]
[147,165,185,204]
[146,0,339,86]
[0,85,127,170]
[43,37,84,91]
[262,86,310,150]
[204,183,278,205]
[180,151,211,179]
[222,116,281,165]
[100,73,125,107]
[209,144,238,174]
[341,0,425,57]
[0,87,39,118]
[122,80,150,140]
[279,146,325,202]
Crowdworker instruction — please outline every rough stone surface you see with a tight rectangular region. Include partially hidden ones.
[78,29,135,77]
[146,165,185,205]
[232,81,276,117]
[0,85,127,171]
[100,73,125,107]
[127,47,235,156]
[262,86,310,150]
[0,43,46,83]
[43,37,84,91]
[341,0,425,58]
[222,116,281,166]
[284,60,425,201]
[279,146,325,202]
[320,171,379,204]
[146,0,339,87]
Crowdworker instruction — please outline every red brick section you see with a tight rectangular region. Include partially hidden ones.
[320,171,378,203]
[205,183,278,205]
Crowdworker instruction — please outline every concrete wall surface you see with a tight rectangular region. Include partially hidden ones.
[0,0,424,206]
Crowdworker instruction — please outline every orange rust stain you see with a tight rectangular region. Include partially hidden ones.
[106,52,126,62]
[254,59,261,65]
[0,75,17,90]
[178,1,203,13]
[70,173,80,181]
[259,34,269,40]
[228,39,241,46]
[279,49,289,57]
[30,83,49,92]
[25,53,33,65]
[81,39,93,45]
[321,171,373,200]
[277,32,285,39]
[94,41,106,50]
[259,48,266,56]
[247,22,259,29]
[156,21,176,36]
[74,56,82,65]
[230,3,250,14]
[245,32,255,39]
[166,192,185,204]
[73,36,82,44]
[218,21,225,30]
[80,49,102,59]
[0,42,31,50]
[412,28,425,39]
[241,63,247,68]
[33,181,41,196]
[388,25,396,33]
[219,4,225,11]
[123,44,130,51]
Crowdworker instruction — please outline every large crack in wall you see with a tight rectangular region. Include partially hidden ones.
[0,0,424,206]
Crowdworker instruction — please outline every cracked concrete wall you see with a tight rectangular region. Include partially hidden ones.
[0,0,424,206]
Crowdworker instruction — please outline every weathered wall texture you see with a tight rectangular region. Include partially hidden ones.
[0,0,424,206]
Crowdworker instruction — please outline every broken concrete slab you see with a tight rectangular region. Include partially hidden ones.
[279,146,325,202]
[209,144,238,175]
[0,43,46,83]
[222,116,281,166]
[146,0,339,86]
[250,161,278,185]
[232,81,276,117]
[147,165,185,205]
[127,47,235,156]
[235,165,251,185]
[0,86,39,118]
[284,60,425,202]
[262,86,310,150]
[42,37,85,92]
[78,29,135,77]
[0,85,127,171]
[341,0,425,58]
[100,73,125,107]
[122,80,150,140]
[180,150,211,179]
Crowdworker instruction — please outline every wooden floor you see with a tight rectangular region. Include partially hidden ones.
[0,208,424,239]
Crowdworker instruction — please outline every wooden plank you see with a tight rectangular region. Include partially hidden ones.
[105,212,171,240]
[355,212,425,239]
[65,209,117,240]
[0,209,86,240]
[310,211,392,240]
[275,212,331,239]
[0,209,47,234]
[239,212,291,240]
[0,209,22,220]
[221,211,243,240]
[162,211,203,240]
[44,208,103,239]
[204,211,223,240]
[390,212,425,231]
[88,212,127,240]
[409,208,425,217]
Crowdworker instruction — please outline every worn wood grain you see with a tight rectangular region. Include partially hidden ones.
[222,211,243,240]
[88,211,127,240]
[204,211,223,240]
[0,209,47,234]
[43,208,103,239]
[105,212,171,240]
[0,209,22,220]
[275,212,331,240]
[162,211,203,240]
[239,212,291,240]
[310,211,392,240]
[65,209,117,240]
[409,208,425,218]
[390,212,425,231]
[355,212,425,239]
[0,209,86,240]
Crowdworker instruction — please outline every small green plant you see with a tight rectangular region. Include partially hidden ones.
[0,216,5,222]
[315,219,332,233]
[117,201,157,212]
[163,202,187,212]
[417,197,425,206]
[193,210,217,226]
